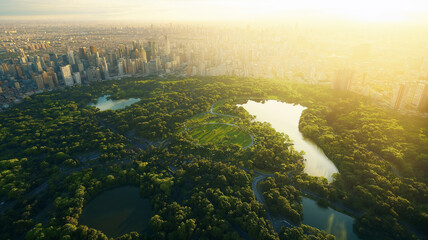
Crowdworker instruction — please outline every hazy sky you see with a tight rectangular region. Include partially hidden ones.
[1,0,428,22]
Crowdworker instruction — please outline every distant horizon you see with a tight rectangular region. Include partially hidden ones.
[1,0,428,24]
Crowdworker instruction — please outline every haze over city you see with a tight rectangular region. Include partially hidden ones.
[1,0,428,23]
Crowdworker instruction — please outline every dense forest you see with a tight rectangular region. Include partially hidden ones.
[0,76,426,240]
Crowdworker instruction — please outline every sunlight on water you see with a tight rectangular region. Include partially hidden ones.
[238,100,338,180]
[326,213,335,234]
[302,197,359,240]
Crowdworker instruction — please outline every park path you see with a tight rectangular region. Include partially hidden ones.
[251,172,294,233]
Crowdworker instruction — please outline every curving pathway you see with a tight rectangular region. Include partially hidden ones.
[251,172,294,232]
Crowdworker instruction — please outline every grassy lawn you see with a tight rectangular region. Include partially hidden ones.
[185,113,237,128]
[212,99,228,112]
[187,124,252,148]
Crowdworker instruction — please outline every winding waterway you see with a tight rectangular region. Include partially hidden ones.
[239,100,360,240]
[238,100,338,180]
[89,95,140,111]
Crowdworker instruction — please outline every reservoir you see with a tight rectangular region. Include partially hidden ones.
[79,186,152,237]
[238,100,338,181]
[89,95,140,111]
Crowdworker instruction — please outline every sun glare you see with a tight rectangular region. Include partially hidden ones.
[342,9,408,22]
[262,0,424,23]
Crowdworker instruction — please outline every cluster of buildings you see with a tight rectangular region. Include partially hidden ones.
[332,67,428,114]
[1,23,428,114]
[0,34,183,109]
[391,82,428,112]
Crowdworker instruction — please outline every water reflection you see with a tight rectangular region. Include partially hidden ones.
[302,197,359,240]
[238,100,338,180]
[89,95,140,111]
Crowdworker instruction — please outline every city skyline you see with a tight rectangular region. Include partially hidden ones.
[1,0,428,23]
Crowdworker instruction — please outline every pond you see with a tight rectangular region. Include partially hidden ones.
[79,186,152,237]
[302,197,359,240]
[89,95,140,111]
[237,100,338,181]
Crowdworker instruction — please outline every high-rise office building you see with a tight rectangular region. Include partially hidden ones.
[118,58,126,76]
[86,67,101,82]
[118,61,124,76]
[333,68,354,91]
[148,59,160,74]
[15,65,23,78]
[0,63,7,74]
[79,47,87,59]
[90,45,97,54]
[61,65,74,86]
[47,76,55,89]
[46,68,59,86]
[33,75,44,90]
[140,48,147,62]
[148,41,159,61]
[418,84,428,112]
[165,35,171,55]
[73,72,82,85]
[391,83,408,110]
[35,61,43,73]
[41,71,49,84]
[67,50,76,65]
[133,40,143,50]
[408,83,425,107]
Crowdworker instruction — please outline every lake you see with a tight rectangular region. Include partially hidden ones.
[89,95,140,111]
[237,100,338,181]
[302,197,359,240]
[239,100,359,240]
[79,186,152,237]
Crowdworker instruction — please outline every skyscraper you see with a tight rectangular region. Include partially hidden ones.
[35,61,43,73]
[46,68,59,86]
[148,41,159,61]
[79,47,87,60]
[67,50,76,65]
[73,72,81,85]
[165,35,171,55]
[391,83,409,110]
[90,45,97,54]
[86,67,101,82]
[418,84,428,112]
[47,76,55,89]
[333,68,354,91]
[33,75,44,90]
[118,58,126,76]
[61,65,74,86]
[140,48,147,62]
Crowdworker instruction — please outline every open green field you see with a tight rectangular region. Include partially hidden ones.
[187,123,252,148]
[190,113,236,123]
[181,113,237,131]
[212,99,228,112]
